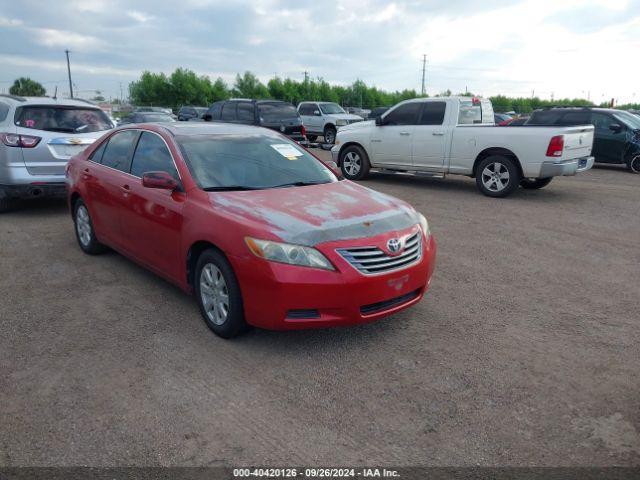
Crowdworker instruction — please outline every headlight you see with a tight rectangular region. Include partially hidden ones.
[417,213,430,238]
[336,119,348,126]
[245,237,335,271]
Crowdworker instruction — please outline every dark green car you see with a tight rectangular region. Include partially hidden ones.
[527,107,640,173]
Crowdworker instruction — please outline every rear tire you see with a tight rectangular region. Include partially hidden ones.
[520,177,553,189]
[627,154,640,174]
[340,145,370,180]
[306,134,318,142]
[195,249,249,339]
[73,199,106,255]
[475,155,521,197]
[323,126,337,144]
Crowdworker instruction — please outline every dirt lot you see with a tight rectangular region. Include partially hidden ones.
[1,156,639,467]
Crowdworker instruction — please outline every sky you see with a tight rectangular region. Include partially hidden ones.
[0,0,639,104]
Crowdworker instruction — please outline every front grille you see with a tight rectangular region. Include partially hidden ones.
[360,289,421,315]
[337,231,422,275]
[286,309,320,320]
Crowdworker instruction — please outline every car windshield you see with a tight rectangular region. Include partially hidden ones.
[140,113,175,122]
[177,134,337,190]
[614,111,640,130]
[15,106,113,133]
[258,103,298,122]
[319,103,346,115]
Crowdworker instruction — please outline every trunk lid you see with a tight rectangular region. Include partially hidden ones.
[560,125,594,161]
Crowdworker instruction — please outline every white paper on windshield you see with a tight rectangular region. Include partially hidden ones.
[271,143,303,160]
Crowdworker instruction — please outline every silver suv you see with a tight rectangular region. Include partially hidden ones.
[0,95,114,212]
[297,102,363,144]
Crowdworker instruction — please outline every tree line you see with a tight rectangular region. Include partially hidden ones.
[8,72,640,114]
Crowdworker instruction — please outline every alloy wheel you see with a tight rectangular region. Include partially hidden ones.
[200,264,229,326]
[343,151,362,177]
[630,155,640,174]
[481,162,510,192]
[76,205,92,247]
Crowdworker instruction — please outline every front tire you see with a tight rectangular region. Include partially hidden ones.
[520,177,553,189]
[340,145,370,180]
[323,125,337,144]
[627,154,640,174]
[73,199,106,254]
[195,249,248,339]
[475,155,521,197]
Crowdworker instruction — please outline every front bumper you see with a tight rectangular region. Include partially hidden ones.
[230,232,436,330]
[331,145,340,163]
[539,156,594,177]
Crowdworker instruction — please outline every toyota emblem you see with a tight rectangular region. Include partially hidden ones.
[387,238,402,254]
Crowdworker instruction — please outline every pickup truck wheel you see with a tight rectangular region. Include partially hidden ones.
[306,134,318,142]
[195,249,249,339]
[520,177,553,189]
[627,154,640,174]
[476,155,521,197]
[323,126,337,144]
[74,199,107,255]
[340,145,370,180]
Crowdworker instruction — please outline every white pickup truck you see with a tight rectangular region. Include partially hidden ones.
[330,97,595,197]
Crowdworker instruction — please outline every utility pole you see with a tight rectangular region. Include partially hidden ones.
[119,82,124,104]
[65,50,73,98]
[303,71,309,83]
[421,54,426,96]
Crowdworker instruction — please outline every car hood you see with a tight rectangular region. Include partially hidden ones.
[337,119,375,133]
[329,113,363,121]
[209,181,420,246]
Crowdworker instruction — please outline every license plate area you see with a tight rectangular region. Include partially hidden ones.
[579,158,588,168]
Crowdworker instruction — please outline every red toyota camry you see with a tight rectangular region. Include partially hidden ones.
[66,123,436,338]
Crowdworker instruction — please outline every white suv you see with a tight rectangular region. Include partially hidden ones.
[0,94,114,212]
[297,102,363,144]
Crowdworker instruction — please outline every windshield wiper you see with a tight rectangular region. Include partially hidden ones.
[271,181,329,188]
[203,185,265,191]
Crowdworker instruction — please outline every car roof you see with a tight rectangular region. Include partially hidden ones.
[0,95,102,108]
[127,122,285,137]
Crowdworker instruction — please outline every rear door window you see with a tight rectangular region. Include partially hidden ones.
[130,132,178,179]
[221,102,237,121]
[100,130,138,172]
[237,103,255,123]
[458,100,482,124]
[89,140,108,163]
[208,102,223,120]
[419,102,446,125]
[383,102,422,126]
[558,112,590,125]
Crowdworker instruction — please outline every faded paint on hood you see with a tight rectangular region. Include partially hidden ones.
[211,180,420,246]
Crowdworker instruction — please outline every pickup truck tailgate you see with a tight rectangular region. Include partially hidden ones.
[561,126,594,160]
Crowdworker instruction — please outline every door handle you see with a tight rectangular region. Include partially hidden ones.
[121,184,131,196]
[432,132,445,136]
[399,132,411,136]
[82,167,90,180]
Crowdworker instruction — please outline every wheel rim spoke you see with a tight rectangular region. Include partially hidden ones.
[200,264,229,326]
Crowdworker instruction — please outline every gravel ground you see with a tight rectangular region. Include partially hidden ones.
[0,157,639,467]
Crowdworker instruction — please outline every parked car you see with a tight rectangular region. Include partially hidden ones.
[0,94,114,212]
[297,102,363,144]
[119,112,176,124]
[66,122,436,338]
[135,106,177,120]
[346,107,371,119]
[504,117,529,126]
[525,107,640,173]
[369,107,390,121]
[203,99,307,144]
[494,113,513,125]
[331,97,595,197]
[178,106,207,121]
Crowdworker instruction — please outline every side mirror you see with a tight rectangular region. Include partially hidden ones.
[609,123,623,133]
[375,116,385,126]
[202,113,212,121]
[142,171,179,191]
[313,110,321,116]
